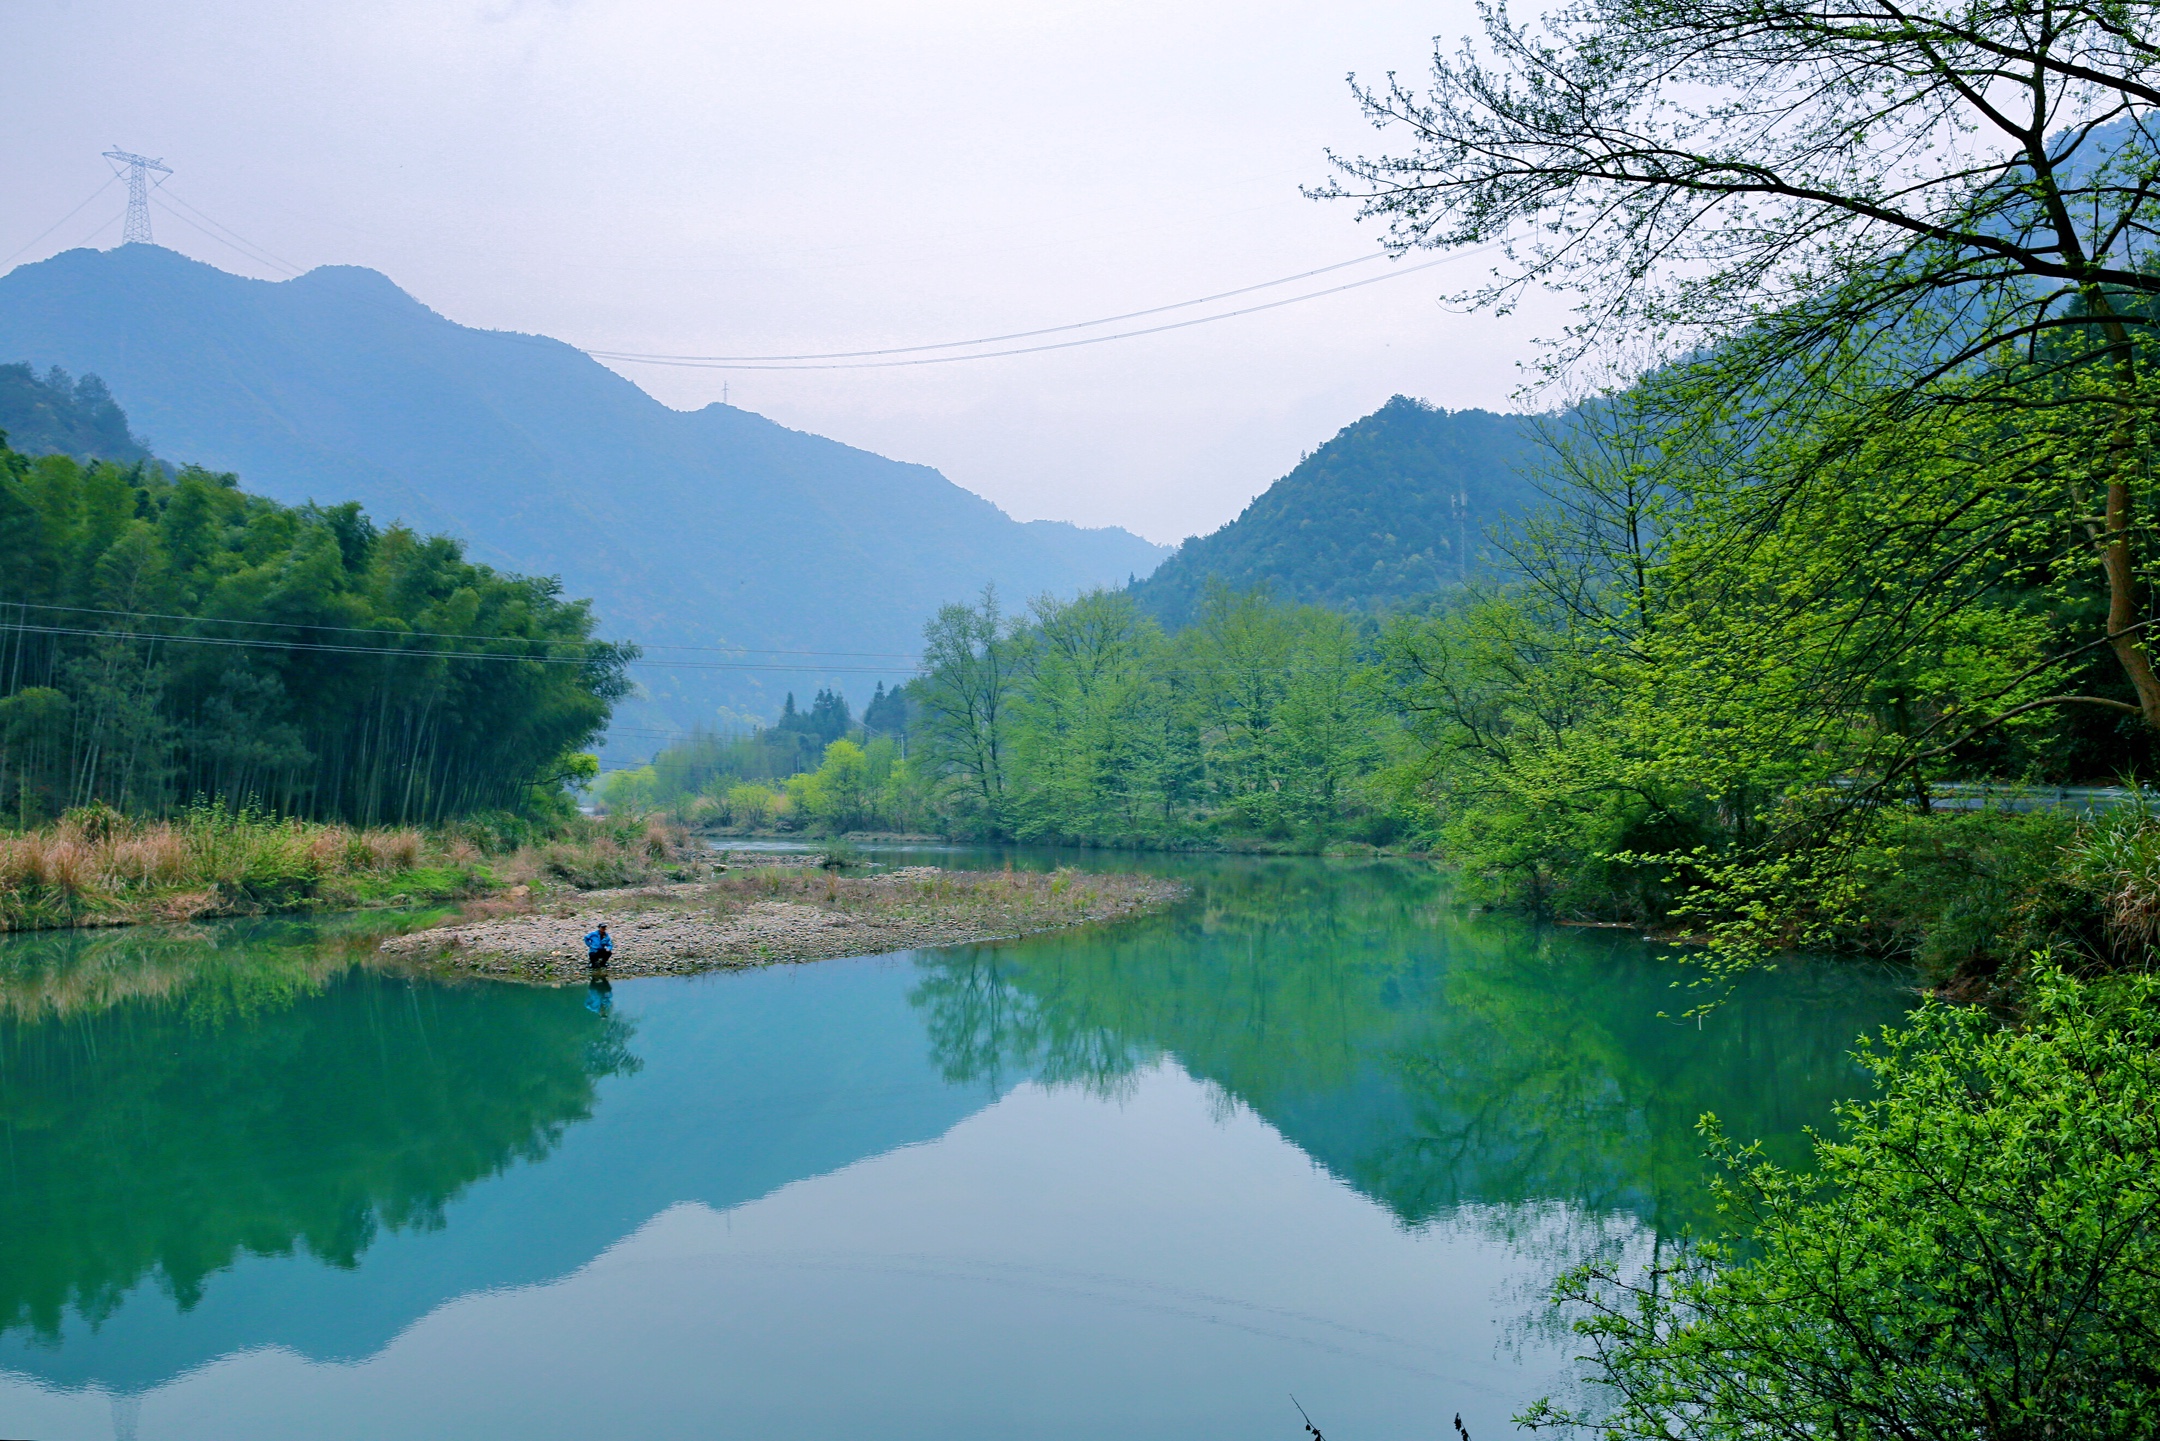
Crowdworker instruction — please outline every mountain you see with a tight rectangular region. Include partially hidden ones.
[0,245,1167,733]
[1128,396,1541,627]
[0,361,154,466]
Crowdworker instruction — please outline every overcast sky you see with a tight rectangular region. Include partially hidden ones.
[2,0,1565,544]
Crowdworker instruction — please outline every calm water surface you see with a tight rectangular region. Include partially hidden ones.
[0,853,1912,1440]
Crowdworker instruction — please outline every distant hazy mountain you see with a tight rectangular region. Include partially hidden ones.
[1129,396,1541,627]
[0,245,1167,733]
[0,361,154,466]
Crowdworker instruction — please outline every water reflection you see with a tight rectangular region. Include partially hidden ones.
[0,962,637,1351]
[910,857,1911,1236]
[0,911,435,1024]
[0,923,1005,1402]
[0,856,1915,1436]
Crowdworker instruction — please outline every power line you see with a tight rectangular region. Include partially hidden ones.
[0,621,920,674]
[23,180,1490,377]
[0,175,121,269]
[584,255,1388,363]
[594,254,1466,371]
[154,187,307,276]
[0,601,922,659]
[148,196,296,277]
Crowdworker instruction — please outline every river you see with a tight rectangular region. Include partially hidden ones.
[0,849,1912,1440]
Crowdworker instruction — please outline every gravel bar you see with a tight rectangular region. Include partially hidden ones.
[377,865,1185,982]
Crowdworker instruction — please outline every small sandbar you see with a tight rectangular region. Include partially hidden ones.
[377,865,1186,982]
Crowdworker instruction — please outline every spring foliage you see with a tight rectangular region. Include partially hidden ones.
[912,585,1393,843]
[0,439,629,824]
[1523,967,2160,1439]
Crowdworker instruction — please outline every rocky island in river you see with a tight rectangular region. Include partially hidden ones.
[378,864,1186,982]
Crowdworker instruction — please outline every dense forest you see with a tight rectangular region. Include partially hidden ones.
[0,429,629,824]
[607,585,1400,847]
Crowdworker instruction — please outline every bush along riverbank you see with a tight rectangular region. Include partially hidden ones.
[1522,963,2160,1436]
[0,806,705,932]
[1568,799,2160,1005]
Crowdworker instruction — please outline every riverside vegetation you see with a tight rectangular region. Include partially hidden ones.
[1309,0,2160,1433]
[0,803,701,931]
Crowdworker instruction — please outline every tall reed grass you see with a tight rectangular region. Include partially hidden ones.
[0,808,698,931]
[0,808,482,930]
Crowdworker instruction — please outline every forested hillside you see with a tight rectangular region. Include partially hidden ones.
[1128,397,1537,627]
[0,245,1167,730]
[0,436,626,824]
[0,363,153,467]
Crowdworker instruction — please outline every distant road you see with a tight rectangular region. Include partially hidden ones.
[1926,782,2142,816]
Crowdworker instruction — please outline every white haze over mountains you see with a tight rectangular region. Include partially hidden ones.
[0,0,1562,546]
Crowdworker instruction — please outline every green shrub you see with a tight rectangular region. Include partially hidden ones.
[1843,806,2102,984]
[1524,965,2160,1438]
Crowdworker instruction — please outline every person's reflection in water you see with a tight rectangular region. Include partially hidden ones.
[585,977,614,1015]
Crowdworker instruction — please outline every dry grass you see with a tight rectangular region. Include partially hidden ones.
[499,820,694,892]
[0,810,705,933]
[0,810,495,931]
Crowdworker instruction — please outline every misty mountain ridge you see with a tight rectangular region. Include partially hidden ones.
[1129,395,1542,627]
[0,244,1166,733]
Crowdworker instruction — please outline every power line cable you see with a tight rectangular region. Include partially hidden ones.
[585,255,1388,363]
[149,195,303,277]
[154,187,308,276]
[597,253,1468,371]
[1,619,1374,685]
[0,175,122,269]
[81,185,1492,376]
[0,601,922,659]
[0,621,919,674]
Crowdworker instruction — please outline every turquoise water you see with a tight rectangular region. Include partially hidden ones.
[0,854,1912,1440]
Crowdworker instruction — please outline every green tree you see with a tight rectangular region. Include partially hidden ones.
[1008,590,1163,840]
[0,441,631,823]
[917,586,1017,834]
[1324,0,2160,731]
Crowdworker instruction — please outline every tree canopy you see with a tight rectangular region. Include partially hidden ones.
[1324,0,2160,729]
[0,439,630,824]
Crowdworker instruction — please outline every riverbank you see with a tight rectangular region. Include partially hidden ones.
[0,809,703,932]
[378,865,1187,981]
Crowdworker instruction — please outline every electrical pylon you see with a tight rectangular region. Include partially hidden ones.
[101,148,172,245]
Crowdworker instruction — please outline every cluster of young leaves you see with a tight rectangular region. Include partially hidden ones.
[0,443,629,825]
[1521,965,2160,1438]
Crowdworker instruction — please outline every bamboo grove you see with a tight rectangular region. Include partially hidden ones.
[0,439,630,824]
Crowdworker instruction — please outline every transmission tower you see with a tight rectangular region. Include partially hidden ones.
[101,148,172,245]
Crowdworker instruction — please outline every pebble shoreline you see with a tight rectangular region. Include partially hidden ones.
[377,865,1185,983]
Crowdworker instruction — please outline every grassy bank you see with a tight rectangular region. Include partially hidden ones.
[1836,803,2160,999]
[0,807,705,932]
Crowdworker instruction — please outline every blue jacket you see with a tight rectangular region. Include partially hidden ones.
[585,929,611,952]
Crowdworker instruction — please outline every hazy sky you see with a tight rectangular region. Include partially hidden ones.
[2,0,1565,544]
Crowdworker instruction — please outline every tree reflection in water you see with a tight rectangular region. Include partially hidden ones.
[909,858,1911,1239]
[0,920,637,1344]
